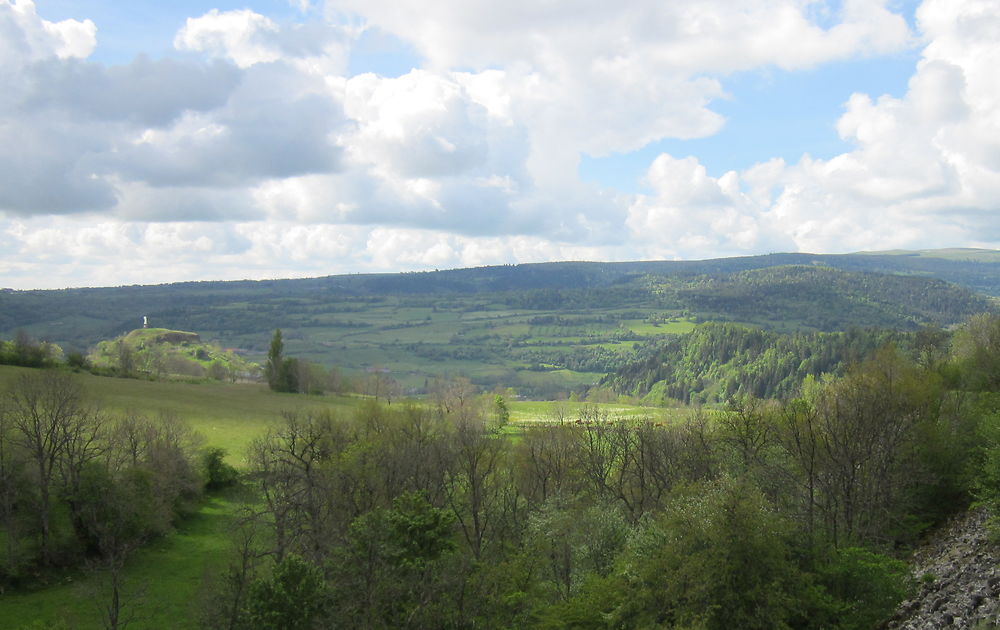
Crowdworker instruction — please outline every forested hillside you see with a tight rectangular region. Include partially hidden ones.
[1,254,994,397]
[602,323,921,403]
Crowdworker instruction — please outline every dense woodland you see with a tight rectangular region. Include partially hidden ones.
[4,313,1000,627]
[602,323,928,404]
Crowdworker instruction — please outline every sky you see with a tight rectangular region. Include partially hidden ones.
[2,0,999,289]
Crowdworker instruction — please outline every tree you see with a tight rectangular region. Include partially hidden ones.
[265,330,284,391]
[331,492,458,628]
[276,358,300,394]
[114,340,136,377]
[203,447,238,491]
[0,397,29,581]
[244,554,331,630]
[6,371,103,564]
[613,478,803,630]
[492,395,510,427]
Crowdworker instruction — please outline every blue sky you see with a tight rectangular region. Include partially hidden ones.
[580,52,920,190]
[1,0,998,288]
[36,0,921,189]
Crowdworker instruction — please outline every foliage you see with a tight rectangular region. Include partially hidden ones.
[13,313,1000,628]
[604,323,917,403]
[0,370,203,586]
[612,478,803,630]
[243,554,331,630]
[813,547,912,630]
[202,447,239,491]
[88,328,258,382]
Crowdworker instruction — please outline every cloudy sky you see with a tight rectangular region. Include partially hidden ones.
[1,0,998,289]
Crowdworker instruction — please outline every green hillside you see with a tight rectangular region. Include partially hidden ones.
[1,257,995,398]
[601,323,919,405]
[89,327,260,382]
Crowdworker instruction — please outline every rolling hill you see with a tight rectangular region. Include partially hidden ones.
[1,250,996,397]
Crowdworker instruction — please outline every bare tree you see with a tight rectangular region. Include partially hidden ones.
[6,371,102,564]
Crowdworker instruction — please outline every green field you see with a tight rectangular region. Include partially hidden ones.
[0,366,361,465]
[0,493,238,629]
[5,256,995,402]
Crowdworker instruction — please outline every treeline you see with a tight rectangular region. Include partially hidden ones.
[658,265,993,331]
[201,315,1000,629]
[0,371,229,623]
[263,329,349,396]
[602,323,937,404]
[0,330,66,369]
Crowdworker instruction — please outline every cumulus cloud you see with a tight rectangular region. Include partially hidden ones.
[626,154,793,259]
[620,0,1000,257]
[24,56,241,126]
[751,0,1000,252]
[0,0,95,66]
[9,0,1000,289]
[174,8,354,74]
[329,0,911,159]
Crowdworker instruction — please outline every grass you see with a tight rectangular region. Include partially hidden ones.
[0,492,242,630]
[509,399,664,423]
[0,366,355,626]
[0,367,368,628]
[0,366,362,466]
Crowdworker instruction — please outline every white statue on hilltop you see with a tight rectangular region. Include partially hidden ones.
[143,316,148,329]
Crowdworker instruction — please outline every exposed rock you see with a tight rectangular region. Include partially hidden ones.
[154,330,201,344]
[887,507,1000,629]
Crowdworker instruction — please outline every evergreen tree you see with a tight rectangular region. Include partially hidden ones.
[266,330,283,391]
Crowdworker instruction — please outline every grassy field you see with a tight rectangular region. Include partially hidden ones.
[211,304,694,397]
[0,365,360,465]
[1,493,239,629]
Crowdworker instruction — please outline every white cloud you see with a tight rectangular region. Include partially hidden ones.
[24,56,241,126]
[10,0,1000,289]
[327,0,912,162]
[626,154,793,258]
[0,0,95,67]
[174,8,354,74]
[753,0,1000,251]
[623,0,1000,257]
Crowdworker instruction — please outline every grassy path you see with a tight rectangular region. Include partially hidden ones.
[1,493,239,629]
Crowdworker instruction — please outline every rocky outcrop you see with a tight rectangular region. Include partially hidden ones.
[154,330,201,344]
[887,507,1000,629]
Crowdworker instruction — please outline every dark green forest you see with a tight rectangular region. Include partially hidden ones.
[601,323,930,404]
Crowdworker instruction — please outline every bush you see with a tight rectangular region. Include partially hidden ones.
[202,447,239,491]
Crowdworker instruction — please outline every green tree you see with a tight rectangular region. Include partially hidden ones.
[492,394,510,427]
[814,547,911,630]
[331,491,458,628]
[244,554,331,630]
[613,478,802,630]
[202,447,238,491]
[266,330,284,391]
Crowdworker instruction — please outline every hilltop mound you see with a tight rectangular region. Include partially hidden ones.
[90,327,259,381]
[124,328,201,345]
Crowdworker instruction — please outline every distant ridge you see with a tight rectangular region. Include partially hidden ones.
[2,248,998,395]
[853,247,1000,262]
